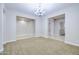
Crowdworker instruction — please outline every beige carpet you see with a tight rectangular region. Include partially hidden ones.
[2,37,79,55]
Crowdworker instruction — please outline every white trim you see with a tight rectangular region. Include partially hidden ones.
[42,35,64,42]
[17,36,34,40]
[42,35,49,38]
[3,39,16,44]
[43,35,79,47]
[17,36,42,40]
[65,41,79,47]
[3,35,79,47]
[34,36,40,37]
[16,34,34,37]
[16,34,36,40]
[3,35,40,44]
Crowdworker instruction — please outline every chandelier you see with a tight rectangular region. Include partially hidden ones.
[33,3,46,16]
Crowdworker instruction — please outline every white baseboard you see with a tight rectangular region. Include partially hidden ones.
[3,35,40,44]
[16,34,36,40]
[42,35,79,47]
[17,36,34,40]
[2,35,79,49]
[65,41,79,47]
[41,35,49,38]
[42,35,64,42]
[34,36,41,37]
[3,40,16,44]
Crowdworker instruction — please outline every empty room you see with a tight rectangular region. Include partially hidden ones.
[0,3,79,55]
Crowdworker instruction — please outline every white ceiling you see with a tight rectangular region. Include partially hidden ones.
[5,3,78,16]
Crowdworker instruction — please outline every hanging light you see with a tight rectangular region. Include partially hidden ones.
[33,3,46,16]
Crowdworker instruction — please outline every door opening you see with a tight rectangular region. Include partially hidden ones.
[48,14,65,41]
[16,16,35,40]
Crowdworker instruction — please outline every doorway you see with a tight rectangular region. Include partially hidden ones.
[16,16,35,40]
[48,14,65,41]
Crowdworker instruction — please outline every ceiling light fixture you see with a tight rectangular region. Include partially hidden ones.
[33,3,46,16]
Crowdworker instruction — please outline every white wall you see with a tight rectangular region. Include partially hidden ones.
[16,20,26,36]
[0,4,4,52]
[48,18,54,36]
[50,19,55,36]
[16,20,35,37]
[35,17,43,37]
[65,5,79,45]
[26,21,35,35]
[43,5,79,46]
[41,17,48,37]
[5,8,40,43]
[3,4,7,44]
